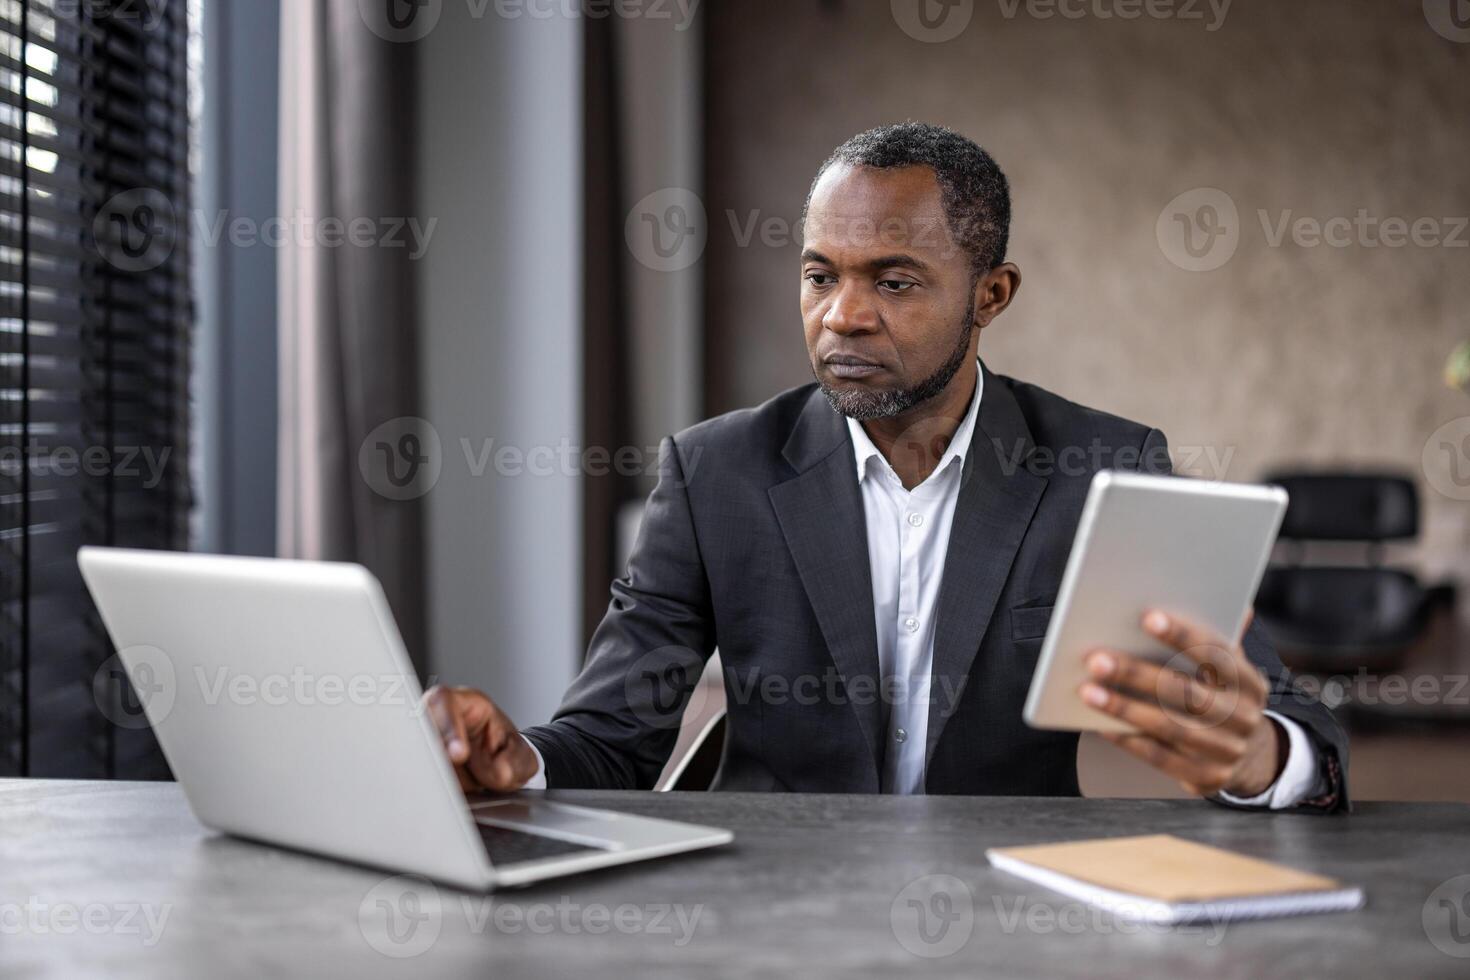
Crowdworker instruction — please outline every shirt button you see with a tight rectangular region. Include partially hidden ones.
[895,728,908,743]
[907,512,924,527]
[903,616,919,633]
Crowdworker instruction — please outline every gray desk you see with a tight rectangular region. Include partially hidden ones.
[3,779,1468,979]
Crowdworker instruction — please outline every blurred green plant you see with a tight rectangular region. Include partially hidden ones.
[1448,341,1470,395]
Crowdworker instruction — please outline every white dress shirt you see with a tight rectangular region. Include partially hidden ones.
[845,365,985,794]
[524,362,1321,805]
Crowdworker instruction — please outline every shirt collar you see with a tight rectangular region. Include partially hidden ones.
[846,361,985,486]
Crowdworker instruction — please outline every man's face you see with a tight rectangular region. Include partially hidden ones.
[801,164,979,420]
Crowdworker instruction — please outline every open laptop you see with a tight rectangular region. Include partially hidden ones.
[77,547,733,891]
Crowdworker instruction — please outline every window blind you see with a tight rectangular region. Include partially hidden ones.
[0,0,192,779]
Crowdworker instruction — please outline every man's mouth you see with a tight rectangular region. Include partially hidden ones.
[822,354,884,380]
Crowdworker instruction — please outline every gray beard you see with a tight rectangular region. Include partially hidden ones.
[818,307,975,421]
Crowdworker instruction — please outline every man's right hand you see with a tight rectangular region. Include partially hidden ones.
[423,685,541,792]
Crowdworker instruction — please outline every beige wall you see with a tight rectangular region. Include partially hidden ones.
[704,0,1470,592]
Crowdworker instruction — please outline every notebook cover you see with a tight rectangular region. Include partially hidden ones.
[987,833,1344,903]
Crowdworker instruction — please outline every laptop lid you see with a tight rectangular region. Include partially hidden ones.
[78,547,495,890]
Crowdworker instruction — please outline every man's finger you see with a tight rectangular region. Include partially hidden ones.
[1142,610,1269,701]
[1143,608,1218,651]
[1101,731,1233,796]
[424,686,470,763]
[454,766,480,793]
[1085,650,1260,733]
[471,690,513,757]
[1081,682,1250,760]
[468,737,534,792]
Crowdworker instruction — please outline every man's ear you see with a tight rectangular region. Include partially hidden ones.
[972,262,1022,329]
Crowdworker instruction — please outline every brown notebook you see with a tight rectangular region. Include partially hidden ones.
[986,834,1364,923]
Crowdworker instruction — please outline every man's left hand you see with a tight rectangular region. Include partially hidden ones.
[1078,609,1285,799]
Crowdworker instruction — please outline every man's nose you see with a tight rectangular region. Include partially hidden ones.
[822,283,880,336]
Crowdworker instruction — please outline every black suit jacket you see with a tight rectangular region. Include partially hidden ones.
[523,364,1349,810]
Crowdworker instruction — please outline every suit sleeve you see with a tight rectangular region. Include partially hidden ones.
[520,435,716,789]
[1137,427,1351,813]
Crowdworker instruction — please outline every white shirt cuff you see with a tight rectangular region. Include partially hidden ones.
[521,735,548,790]
[1216,710,1320,809]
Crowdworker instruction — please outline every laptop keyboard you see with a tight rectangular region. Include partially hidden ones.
[476,822,607,865]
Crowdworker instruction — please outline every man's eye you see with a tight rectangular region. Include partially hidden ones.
[879,280,916,292]
[804,272,835,286]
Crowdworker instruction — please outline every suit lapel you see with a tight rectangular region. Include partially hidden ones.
[768,390,884,785]
[925,365,1048,765]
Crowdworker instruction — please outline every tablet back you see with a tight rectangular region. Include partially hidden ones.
[1022,471,1288,732]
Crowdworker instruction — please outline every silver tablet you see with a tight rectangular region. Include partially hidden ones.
[1022,471,1288,732]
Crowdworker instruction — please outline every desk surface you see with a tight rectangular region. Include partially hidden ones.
[3,780,1468,979]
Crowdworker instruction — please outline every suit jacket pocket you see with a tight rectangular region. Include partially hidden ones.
[1011,604,1055,641]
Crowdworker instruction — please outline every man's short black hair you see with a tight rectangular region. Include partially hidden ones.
[803,122,1011,274]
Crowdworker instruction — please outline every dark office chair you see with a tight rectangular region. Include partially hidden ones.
[1254,471,1452,673]
[653,653,728,792]
[663,712,727,792]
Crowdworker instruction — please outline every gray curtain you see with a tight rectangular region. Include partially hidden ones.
[277,0,425,671]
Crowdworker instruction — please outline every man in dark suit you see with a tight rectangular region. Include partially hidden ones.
[427,123,1347,811]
